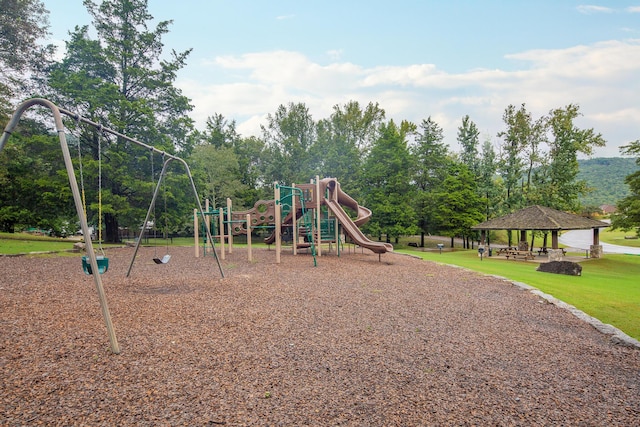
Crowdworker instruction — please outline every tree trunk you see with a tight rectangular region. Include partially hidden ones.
[420,232,425,247]
[450,236,454,248]
[104,213,121,243]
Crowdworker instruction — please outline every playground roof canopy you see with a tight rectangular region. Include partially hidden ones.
[471,205,609,231]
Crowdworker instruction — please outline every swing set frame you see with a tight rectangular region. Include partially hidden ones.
[0,98,224,354]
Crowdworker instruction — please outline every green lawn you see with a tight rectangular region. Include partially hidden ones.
[0,233,80,254]
[398,248,640,341]
[599,228,640,248]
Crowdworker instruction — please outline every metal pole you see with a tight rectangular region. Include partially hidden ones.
[0,98,120,354]
[127,157,169,277]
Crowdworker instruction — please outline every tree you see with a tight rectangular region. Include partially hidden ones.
[411,117,452,246]
[611,140,640,235]
[432,163,484,247]
[541,104,606,211]
[313,101,385,197]
[261,102,316,184]
[362,120,417,242]
[190,145,244,209]
[0,120,74,233]
[233,136,269,207]
[496,104,529,211]
[189,113,248,208]
[47,0,195,242]
[478,137,502,220]
[457,115,480,176]
[0,0,54,117]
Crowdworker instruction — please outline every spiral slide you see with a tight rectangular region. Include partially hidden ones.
[323,179,393,254]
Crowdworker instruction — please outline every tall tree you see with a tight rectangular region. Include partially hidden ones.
[261,102,316,184]
[189,113,252,209]
[47,0,195,242]
[542,104,606,211]
[478,137,502,221]
[432,163,484,247]
[0,0,53,117]
[496,104,529,211]
[457,115,480,176]
[313,101,385,196]
[362,120,417,242]
[611,140,640,236]
[411,116,452,246]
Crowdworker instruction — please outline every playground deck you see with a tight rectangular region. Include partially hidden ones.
[1,246,638,425]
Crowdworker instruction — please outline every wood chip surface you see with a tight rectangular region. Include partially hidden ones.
[1,246,639,425]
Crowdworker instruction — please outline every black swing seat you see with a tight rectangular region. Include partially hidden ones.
[82,255,109,275]
[153,254,171,264]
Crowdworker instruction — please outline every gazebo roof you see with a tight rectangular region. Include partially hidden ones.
[471,205,609,231]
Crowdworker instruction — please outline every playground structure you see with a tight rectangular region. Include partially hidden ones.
[196,177,393,264]
[0,98,223,354]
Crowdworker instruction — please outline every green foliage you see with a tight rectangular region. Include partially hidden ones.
[542,104,605,211]
[457,115,480,176]
[362,120,417,241]
[261,102,316,184]
[577,157,638,206]
[0,120,74,234]
[497,104,528,210]
[0,0,54,116]
[313,101,385,199]
[44,0,195,242]
[411,117,451,239]
[431,163,484,238]
[611,140,640,235]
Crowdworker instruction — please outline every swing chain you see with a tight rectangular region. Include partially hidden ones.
[97,124,103,246]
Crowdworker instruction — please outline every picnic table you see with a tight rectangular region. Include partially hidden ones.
[537,247,567,256]
[505,250,536,261]
[497,247,518,255]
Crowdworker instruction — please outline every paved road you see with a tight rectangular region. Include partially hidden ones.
[559,229,640,255]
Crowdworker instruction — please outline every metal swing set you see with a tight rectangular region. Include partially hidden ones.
[0,98,224,354]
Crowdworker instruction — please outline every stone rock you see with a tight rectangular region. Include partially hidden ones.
[73,242,86,252]
[536,260,582,276]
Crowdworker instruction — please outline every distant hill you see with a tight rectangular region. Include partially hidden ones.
[578,157,638,207]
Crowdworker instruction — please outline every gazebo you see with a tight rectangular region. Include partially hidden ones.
[471,205,609,259]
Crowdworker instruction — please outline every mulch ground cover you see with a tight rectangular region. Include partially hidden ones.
[1,246,639,426]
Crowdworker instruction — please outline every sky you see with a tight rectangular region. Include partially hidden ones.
[42,0,640,157]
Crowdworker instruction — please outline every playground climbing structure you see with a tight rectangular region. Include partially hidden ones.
[205,177,393,263]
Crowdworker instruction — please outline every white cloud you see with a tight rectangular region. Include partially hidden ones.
[577,5,614,14]
[179,40,640,157]
[626,6,640,13]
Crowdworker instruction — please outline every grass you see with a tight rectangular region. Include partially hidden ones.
[0,232,80,255]
[599,228,640,248]
[398,248,640,340]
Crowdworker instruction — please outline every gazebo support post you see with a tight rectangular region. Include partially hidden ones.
[590,228,603,258]
[546,230,565,261]
[518,230,528,251]
[551,230,559,249]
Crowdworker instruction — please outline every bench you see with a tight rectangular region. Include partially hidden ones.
[505,251,535,261]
